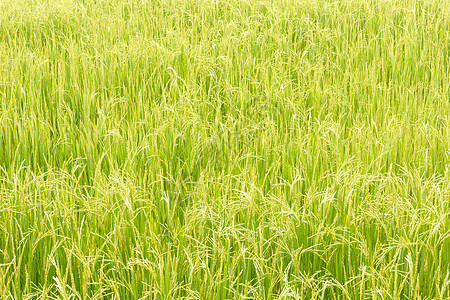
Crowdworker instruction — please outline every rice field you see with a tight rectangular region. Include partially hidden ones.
[0,0,449,298]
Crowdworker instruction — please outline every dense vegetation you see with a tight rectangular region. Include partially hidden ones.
[0,0,449,298]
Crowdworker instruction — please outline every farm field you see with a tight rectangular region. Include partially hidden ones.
[0,0,449,298]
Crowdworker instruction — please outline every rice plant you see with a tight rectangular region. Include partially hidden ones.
[0,0,449,298]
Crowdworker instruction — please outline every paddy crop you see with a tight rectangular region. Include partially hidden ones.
[0,0,449,298]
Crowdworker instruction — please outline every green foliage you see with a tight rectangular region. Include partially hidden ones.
[0,0,449,298]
